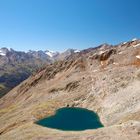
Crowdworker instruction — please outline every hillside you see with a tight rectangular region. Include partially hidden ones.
[0,39,140,140]
[0,48,78,97]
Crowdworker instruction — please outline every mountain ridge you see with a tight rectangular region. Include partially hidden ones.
[0,47,80,97]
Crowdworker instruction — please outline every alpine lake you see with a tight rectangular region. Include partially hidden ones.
[36,107,104,131]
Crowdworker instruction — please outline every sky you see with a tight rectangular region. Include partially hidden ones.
[0,0,140,52]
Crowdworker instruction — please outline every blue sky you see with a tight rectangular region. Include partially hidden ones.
[0,0,140,52]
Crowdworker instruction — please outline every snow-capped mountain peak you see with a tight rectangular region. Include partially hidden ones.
[0,48,9,56]
[45,50,59,58]
[0,50,6,56]
[74,49,80,53]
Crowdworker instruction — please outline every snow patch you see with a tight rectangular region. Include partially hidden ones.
[122,42,127,45]
[136,55,140,59]
[74,50,80,53]
[45,51,53,57]
[45,50,58,57]
[0,50,6,56]
[132,38,137,41]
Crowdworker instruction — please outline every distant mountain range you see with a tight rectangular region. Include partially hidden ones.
[0,47,80,97]
[0,47,80,60]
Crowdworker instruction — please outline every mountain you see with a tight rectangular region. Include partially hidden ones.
[0,48,49,97]
[0,39,140,139]
[44,50,59,58]
[27,49,80,61]
[27,50,59,60]
[56,49,80,60]
[0,47,8,56]
[0,48,80,97]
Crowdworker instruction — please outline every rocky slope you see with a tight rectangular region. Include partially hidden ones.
[0,39,140,140]
[0,48,49,97]
[0,48,78,97]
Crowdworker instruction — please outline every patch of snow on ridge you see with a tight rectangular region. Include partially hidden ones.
[123,42,127,45]
[0,50,6,56]
[45,51,53,57]
[45,50,58,57]
[132,38,137,41]
[136,55,140,59]
[74,49,80,53]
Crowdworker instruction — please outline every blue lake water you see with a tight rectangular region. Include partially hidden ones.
[36,107,104,131]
